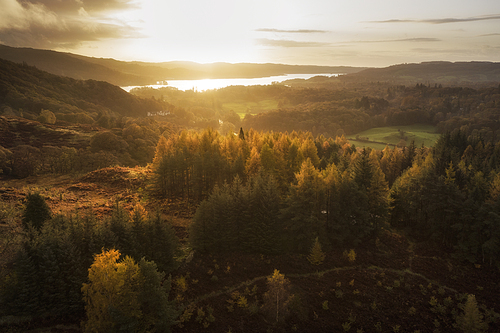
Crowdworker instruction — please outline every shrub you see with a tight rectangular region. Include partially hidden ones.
[343,249,357,262]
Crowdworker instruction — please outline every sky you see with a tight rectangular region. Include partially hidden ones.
[0,0,499,67]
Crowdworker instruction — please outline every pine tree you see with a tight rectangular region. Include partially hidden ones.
[282,159,323,252]
[307,237,325,265]
[22,192,52,231]
[455,294,488,333]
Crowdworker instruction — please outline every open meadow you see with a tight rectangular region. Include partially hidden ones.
[348,124,440,149]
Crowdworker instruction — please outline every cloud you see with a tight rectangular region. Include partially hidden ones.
[21,0,139,14]
[0,0,140,49]
[479,33,500,37]
[256,38,330,48]
[368,14,500,24]
[347,38,441,44]
[256,28,329,34]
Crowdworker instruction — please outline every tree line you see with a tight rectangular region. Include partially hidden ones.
[153,127,500,266]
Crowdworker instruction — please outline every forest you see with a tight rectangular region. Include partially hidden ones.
[1,58,500,332]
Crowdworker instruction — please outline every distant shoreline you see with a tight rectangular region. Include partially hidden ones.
[122,73,340,92]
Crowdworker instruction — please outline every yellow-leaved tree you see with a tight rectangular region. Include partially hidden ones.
[82,249,174,333]
[262,269,292,323]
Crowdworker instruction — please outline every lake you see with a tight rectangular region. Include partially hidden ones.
[121,73,338,92]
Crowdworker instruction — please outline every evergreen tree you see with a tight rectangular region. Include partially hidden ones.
[4,218,85,318]
[455,294,488,333]
[22,192,52,231]
[142,211,178,274]
[238,127,245,140]
[281,159,323,252]
[307,237,325,265]
[244,173,283,254]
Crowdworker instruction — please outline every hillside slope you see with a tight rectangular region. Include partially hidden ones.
[350,61,500,84]
[0,45,365,85]
[0,58,167,120]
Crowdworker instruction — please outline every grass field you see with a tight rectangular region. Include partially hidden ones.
[348,124,440,150]
[222,99,279,119]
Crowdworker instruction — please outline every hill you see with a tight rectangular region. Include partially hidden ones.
[350,61,500,85]
[0,58,168,121]
[0,45,365,86]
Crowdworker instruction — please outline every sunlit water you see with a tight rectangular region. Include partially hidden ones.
[121,73,339,92]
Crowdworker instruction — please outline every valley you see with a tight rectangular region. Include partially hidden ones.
[0,53,499,332]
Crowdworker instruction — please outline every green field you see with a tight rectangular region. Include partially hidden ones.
[348,124,440,150]
[222,99,279,119]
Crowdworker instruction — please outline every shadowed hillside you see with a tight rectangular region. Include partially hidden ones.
[0,58,169,120]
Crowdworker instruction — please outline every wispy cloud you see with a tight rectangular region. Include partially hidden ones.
[256,28,329,34]
[479,33,500,37]
[0,0,140,49]
[256,38,330,48]
[22,0,139,14]
[368,14,500,24]
[346,38,441,43]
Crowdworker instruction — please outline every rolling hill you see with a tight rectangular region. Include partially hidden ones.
[349,61,500,84]
[0,45,365,86]
[0,57,168,120]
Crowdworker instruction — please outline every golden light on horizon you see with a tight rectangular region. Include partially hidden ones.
[0,0,499,67]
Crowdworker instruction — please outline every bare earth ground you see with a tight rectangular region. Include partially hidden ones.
[1,167,499,332]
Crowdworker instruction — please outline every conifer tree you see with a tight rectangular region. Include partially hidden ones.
[282,159,323,252]
[307,237,325,265]
[238,127,245,140]
[22,192,52,231]
[153,135,169,165]
[455,294,488,333]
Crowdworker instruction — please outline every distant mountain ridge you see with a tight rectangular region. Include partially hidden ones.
[0,45,365,86]
[351,61,500,84]
[1,45,498,87]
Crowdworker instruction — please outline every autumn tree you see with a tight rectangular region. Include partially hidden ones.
[262,269,292,323]
[81,249,174,333]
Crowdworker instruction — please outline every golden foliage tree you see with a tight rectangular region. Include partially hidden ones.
[81,249,173,333]
[82,249,141,332]
[262,269,292,323]
[153,135,169,165]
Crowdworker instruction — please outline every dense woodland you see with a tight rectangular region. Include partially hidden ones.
[1,58,500,332]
